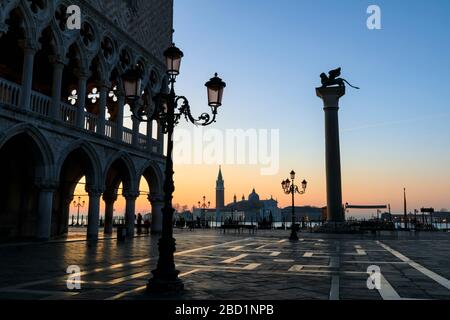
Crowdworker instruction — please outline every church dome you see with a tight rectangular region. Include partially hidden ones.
[248,188,260,203]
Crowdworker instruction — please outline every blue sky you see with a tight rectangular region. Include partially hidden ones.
[170,0,450,213]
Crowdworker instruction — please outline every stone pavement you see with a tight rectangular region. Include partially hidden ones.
[0,229,449,300]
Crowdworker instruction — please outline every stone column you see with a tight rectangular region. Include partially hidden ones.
[75,70,89,129]
[50,56,66,120]
[87,189,102,240]
[316,86,345,223]
[36,181,57,240]
[97,82,109,136]
[124,192,139,237]
[149,193,164,233]
[132,116,140,147]
[103,193,117,234]
[18,41,37,111]
[116,93,125,142]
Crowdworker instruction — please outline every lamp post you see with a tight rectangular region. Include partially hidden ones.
[198,196,210,228]
[122,43,226,293]
[281,170,307,241]
[73,196,85,226]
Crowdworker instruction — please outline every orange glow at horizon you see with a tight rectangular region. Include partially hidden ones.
[70,160,450,219]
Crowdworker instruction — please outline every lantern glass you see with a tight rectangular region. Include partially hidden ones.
[164,44,184,76]
[285,179,291,189]
[122,69,142,98]
[205,73,226,107]
[302,179,308,190]
[290,170,296,180]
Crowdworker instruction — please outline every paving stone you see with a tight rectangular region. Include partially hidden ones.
[0,229,449,299]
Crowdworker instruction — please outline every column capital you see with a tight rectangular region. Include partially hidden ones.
[86,186,104,197]
[316,86,345,109]
[18,39,40,53]
[102,192,118,202]
[35,179,58,191]
[96,80,111,90]
[74,68,91,80]
[49,55,68,66]
[148,193,164,203]
[123,191,140,200]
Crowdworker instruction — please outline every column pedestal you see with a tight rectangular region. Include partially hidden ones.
[316,86,345,225]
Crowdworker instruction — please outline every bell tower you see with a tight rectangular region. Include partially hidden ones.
[216,166,225,210]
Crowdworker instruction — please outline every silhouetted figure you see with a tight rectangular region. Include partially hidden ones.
[137,213,142,234]
[144,219,150,234]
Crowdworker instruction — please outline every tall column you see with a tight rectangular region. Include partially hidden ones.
[316,86,345,223]
[116,93,125,142]
[36,181,57,240]
[149,193,164,233]
[18,41,37,110]
[50,56,66,120]
[87,189,102,240]
[75,70,89,128]
[103,193,117,234]
[124,192,139,237]
[96,82,108,136]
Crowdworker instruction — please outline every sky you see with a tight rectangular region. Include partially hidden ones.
[73,0,450,218]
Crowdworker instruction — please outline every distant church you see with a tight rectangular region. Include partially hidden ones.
[193,167,281,223]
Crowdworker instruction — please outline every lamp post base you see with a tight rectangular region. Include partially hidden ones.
[146,236,184,293]
[146,270,184,293]
[289,231,299,241]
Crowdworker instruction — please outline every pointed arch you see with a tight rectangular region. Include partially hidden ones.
[7,1,38,43]
[56,139,102,188]
[103,151,138,194]
[0,123,54,179]
[0,123,53,239]
[138,160,164,194]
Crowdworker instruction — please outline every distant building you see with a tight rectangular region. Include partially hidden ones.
[216,166,225,210]
[223,189,281,222]
[281,206,322,221]
[193,167,281,222]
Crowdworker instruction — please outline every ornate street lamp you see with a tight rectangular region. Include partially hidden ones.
[197,196,211,228]
[73,196,85,227]
[122,43,225,293]
[281,170,307,241]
